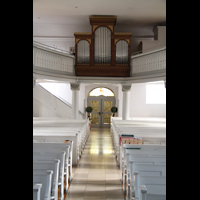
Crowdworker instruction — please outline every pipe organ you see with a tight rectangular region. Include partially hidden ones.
[74,15,132,77]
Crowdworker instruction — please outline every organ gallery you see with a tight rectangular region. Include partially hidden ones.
[74,15,132,77]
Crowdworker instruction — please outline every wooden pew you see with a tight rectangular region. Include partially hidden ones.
[139,185,166,200]
[33,170,53,200]
[33,136,77,166]
[33,143,72,183]
[125,156,166,200]
[131,174,166,200]
[33,183,42,200]
[33,128,85,155]
[33,160,60,200]
[116,131,165,162]
[33,117,90,149]
[128,162,166,200]
[110,117,166,161]
[121,144,166,184]
[120,144,166,195]
[33,152,66,200]
[33,118,90,141]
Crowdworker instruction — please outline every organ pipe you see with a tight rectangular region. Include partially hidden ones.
[95,27,111,63]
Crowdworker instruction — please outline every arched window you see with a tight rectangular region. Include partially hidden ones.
[116,40,128,64]
[95,27,111,63]
[77,40,90,63]
[89,87,114,96]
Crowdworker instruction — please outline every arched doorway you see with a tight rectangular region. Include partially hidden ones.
[87,87,116,127]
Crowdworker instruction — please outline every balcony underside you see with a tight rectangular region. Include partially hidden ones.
[75,64,130,77]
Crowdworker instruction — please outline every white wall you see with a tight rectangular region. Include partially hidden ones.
[33,83,83,119]
[33,81,166,118]
[140,26,166,53]
[79,83,86,115]
[84,82,165,118]
[39,82,72,105]
[129,82,166,117]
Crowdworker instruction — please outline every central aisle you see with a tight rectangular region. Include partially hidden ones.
[65,127,124,200]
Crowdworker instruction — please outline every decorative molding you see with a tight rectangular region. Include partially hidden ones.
[75,38,92,45]
[93,25,98,32]
[122,84,132,92]
[87,39,91,44]
[115,39,120,44]
[75,39,81,45]
[107,25,113,32]
[125,39,130,44]
[70,83,80,91]
[115,38,130,45]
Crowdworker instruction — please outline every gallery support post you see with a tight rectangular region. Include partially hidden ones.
[70,83,80,119]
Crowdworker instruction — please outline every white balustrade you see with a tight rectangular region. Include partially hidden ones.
[33,43,75,75]
[33,42,165,80]
[131,47,166,76]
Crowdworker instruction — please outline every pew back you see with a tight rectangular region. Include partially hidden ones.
[33,152,66,200]
[121,144,166,169]
[33,183,42,200]
[139,185,166,200]
[33,160,60,200]
[33,170,53,200]
[134,175,166,200]
[33,143,73,183]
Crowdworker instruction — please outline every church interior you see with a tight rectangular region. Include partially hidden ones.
[33,1,166,200]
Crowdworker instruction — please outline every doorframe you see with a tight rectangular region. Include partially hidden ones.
[87,95,116,127]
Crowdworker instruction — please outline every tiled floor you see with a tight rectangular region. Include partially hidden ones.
[65,127,124,200]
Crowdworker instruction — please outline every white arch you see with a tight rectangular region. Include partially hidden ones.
[88,87,115,96]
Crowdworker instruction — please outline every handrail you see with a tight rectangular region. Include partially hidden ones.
[33,41,75,58]
[131,46,166,59]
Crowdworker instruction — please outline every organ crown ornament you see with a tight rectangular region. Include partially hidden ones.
[74,15,132,77]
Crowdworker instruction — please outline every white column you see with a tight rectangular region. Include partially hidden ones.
[122,85,131,120]
[70,83,80,119]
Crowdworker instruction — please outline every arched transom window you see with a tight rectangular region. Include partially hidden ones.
[89,87,114,96]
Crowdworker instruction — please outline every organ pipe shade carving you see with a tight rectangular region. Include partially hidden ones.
[77,40,90,63]
[95,27,111,63]
[116,40,128,64]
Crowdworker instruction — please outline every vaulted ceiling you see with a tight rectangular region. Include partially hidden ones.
[33,0,166,53]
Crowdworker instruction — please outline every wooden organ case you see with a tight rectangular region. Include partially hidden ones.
[74,15,132,77]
